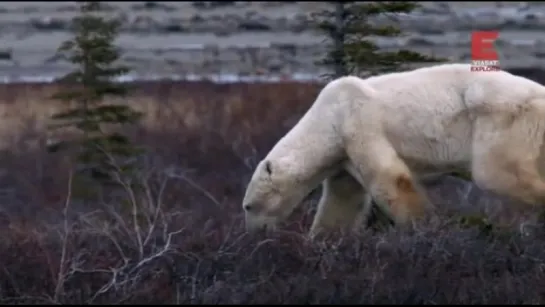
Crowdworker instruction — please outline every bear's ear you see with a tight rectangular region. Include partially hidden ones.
[265,160,273,175]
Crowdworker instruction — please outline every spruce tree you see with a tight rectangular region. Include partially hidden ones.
[48,1,143,195]
[315,1,444,78]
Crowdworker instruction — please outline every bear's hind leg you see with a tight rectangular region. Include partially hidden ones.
[309,169,369,238]
[472,144,545,207]
[471,112,545,207]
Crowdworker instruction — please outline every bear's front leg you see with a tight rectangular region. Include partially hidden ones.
[345,139,431,228]
[309,170,369,239]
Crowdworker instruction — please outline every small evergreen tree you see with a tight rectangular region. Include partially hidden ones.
[315,1,445,78]
[314,1,446,229]
[48,1,143,196]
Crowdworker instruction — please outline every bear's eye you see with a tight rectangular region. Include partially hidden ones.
[265,161,273,175]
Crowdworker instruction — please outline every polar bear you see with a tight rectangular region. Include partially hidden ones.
[243,63,545,237]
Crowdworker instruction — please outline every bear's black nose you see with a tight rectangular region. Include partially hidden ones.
[243,203,254,212]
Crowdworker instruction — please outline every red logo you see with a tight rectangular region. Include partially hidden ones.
[470,31,500,72]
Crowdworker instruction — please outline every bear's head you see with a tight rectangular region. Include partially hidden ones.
[241,78,355,232]
[242,158,316,233]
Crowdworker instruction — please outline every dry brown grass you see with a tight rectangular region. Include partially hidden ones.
[0,80,320,147]
[0,77,545,304]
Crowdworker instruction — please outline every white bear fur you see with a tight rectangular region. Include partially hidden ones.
[243,63,545,237]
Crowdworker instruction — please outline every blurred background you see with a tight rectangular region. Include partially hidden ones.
[1,1,545,83]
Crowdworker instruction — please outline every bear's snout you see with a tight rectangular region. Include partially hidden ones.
[243,202,257,212]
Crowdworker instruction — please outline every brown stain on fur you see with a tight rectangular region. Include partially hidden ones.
[391,174,427,220]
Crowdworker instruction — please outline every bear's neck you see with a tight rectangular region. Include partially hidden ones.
[269,104,345,185]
